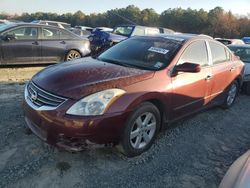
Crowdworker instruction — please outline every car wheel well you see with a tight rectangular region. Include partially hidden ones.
[147,99,167,129]
[235,77,242,92]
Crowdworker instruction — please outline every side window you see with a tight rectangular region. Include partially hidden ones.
[6,27,38,40]
[133,27,145,36]
[42,27,60,40]
[60,30,74,39]
[178,41,208,67]
[145,28,160,35]
[209,42,228,64]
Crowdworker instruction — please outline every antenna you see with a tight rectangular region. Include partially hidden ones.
[110,11,138,25]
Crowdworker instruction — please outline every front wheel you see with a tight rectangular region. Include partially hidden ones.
[222,80,239,109]
[118,102,161,157]
[65,50,81,61]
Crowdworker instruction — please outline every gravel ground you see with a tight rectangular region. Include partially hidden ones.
[0,82,250,188]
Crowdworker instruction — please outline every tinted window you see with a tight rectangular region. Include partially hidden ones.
[98,37,182,70]
[113,26,133,37]
[42,27,60,40]
[209,42,227,64]
[178,41,208,66]
[6,27,38,40]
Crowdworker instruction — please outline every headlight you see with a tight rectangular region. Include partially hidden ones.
[66,89,125,116]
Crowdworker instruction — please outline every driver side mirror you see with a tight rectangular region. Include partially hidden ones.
[174,62,201,74]
[4,34,16,41]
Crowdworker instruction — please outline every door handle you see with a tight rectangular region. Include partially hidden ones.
[32,41,39,45]
[230,67,236,72]
[205,75,212,80]
[60,41,66,44]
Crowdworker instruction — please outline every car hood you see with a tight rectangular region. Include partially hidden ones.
[108,33,128,42]
[219,150,250,188]
[32,57,154,99]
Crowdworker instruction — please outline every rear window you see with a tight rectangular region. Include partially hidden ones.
[98,37,183,70]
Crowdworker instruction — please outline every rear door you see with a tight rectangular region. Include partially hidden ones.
[171,40,213,120]
[1,26,41,65]
[207,41,236,103]
[40,27,67,63]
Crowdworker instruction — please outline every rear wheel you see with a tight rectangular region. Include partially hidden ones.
[118,102,161,157]
[222,80,239,109]
[65,50,81,61]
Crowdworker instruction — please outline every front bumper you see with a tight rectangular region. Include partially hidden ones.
[23,95,130,152]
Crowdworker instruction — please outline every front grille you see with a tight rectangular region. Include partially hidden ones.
[27,82,67,108]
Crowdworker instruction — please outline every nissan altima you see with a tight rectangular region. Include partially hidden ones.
[23,34,244,157]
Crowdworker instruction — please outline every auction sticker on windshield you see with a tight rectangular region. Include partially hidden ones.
[148,47,169,54]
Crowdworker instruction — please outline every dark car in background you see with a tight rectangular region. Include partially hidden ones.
[242,37,250,44]
[0,23,91,65]
[23,34,244,157]
[88,25,174,56]
[215,38,245,45]
[228,44,250,94]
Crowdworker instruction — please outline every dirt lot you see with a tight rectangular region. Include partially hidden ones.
[0,82,250,188]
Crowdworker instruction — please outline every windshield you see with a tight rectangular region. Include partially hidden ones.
[229,46,250,63]
[113,26,134,37]
[98,36,182,70]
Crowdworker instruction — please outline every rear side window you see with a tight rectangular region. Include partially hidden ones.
[178,40,208,67]
[209,42,228,64]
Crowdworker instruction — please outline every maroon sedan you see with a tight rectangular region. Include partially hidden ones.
[23,34,244,157]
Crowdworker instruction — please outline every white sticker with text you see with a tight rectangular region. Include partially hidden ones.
[148,47,169,54]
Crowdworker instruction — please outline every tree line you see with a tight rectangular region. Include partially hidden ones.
[0,5,249,38]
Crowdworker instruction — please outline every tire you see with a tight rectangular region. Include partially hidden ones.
[118,102,161,157]
[222,80,239,109]
[65,50,81,61]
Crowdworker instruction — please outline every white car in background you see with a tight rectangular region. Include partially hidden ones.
[228,44,250,94]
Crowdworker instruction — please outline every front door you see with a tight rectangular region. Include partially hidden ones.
[171,40,213,120]
[1,26,41,65]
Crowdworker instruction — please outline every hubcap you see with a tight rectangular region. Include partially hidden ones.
[227,83,237,106]
[67,51,80,61]
[130,112,156,149]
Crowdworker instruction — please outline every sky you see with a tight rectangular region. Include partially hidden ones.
[1,0,249,16]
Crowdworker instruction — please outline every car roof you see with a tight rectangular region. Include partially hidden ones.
[1,23,68,30]
[157,33,213,41]
[33,20,70,25]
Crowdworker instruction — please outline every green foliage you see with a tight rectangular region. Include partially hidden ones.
[1,5,249,38]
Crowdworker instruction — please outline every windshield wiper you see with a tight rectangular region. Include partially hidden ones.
[98,58,141,69]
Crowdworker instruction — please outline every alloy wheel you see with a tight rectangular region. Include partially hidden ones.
[130,112,156,149]
[227,83,237,106]
[66,51,81,61]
